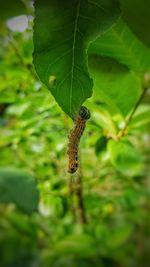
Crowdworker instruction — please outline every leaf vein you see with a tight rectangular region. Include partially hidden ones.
[70,0,81,114]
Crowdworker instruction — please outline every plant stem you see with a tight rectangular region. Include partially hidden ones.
[126,87,147,124]
[8,34,37,79]
[74,169,87,224]
[118,86,148,138]
[68,175,77,222]
[68,163,87,224]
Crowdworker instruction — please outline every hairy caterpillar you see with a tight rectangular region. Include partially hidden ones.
[67,106,91,174]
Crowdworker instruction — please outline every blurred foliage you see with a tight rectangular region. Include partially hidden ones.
[0,1,150,267]
[0,1,25,22]
[0,168,39,213]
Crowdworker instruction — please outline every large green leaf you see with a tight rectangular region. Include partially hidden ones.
[89,18,150,73]
[33,0,120,118]
[88,56,141,116]
[0,168,39,214]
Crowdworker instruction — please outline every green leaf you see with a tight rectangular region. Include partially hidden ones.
[89,18,150,73]
[0,168,39,214]
[107,225,133,248]
[0,0,25,22]
[0,90,15,103]
[108,139,143,176]
[120,0,150,48]
[88,56,141,116]
[33,0,120,118]
[54,234,97,257]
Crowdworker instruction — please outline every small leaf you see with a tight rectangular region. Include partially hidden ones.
[0,168,39,214]
[33,0,120,118]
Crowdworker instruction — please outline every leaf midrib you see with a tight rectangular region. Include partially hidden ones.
[70,0,81,114]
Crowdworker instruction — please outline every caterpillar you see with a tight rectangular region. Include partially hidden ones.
[67,106,91,174]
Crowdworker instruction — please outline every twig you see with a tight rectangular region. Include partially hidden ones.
[7,34,37,79]
[118,85,148,139]
[74,168,87,224]
[68,159,87,224]
[68,175,77,222]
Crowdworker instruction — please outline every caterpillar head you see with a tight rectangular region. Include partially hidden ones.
[79,106,91,120]
[68,159,78,174]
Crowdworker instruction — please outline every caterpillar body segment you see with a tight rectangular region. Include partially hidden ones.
[67,106,91,174]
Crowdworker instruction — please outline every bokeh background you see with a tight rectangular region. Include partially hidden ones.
[0,1,150,267]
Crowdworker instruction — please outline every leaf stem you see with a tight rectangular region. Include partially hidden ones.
[7,33,37,79]
[74,169,87,224]
[118,84,148,139]
[68,162,87,224]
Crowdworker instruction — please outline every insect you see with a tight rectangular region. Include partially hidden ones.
[67,106,91,173]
